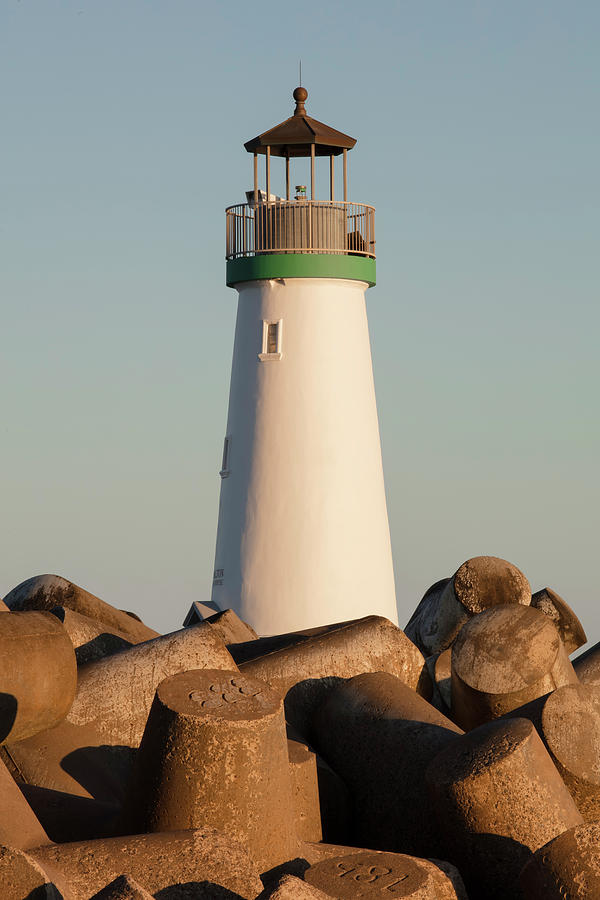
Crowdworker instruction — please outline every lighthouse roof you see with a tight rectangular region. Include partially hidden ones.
[244,87,356,158]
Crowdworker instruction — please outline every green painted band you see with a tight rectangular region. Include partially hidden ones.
[226,253,376,287]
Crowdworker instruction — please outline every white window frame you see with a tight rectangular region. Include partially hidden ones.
[258,318,283,361]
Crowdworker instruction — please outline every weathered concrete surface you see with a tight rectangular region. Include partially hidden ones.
[257,874,331,899]
[406,558,531,657]
[241,616,430,735]
[288,738,323,842]
[229,618,363,665]
[519,821,600,899]
[3,575,159,644]
[203,608,258,645]
[404,578,451,657]
[0,611,77,744]
[30,829,263,899]
[531,586,587,654]
[426,717,583,900]
[0,845,62,899]
[313,672,462,857]
[573,639,600,685]
[4,718,133,802]
[451,604,577,729]
[506,682,600,822]
[89,874,154,899]
[67,623,237,747]
[49,606,133,665]
[303,851,467,899]
[0,755,49,849]
[128,669,298,872]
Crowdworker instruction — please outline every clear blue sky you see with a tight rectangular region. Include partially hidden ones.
[2,1,598,640]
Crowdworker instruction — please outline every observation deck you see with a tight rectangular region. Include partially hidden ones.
[226,87,376,287]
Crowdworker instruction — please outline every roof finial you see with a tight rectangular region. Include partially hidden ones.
[293,84,308,117]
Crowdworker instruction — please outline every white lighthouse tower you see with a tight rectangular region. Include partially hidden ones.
[211,86,398,635]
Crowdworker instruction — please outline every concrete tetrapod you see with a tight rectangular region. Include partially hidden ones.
[257,874,331,899]
[531,587,587,654]
[0,845,62,899]
[3,717,133,802]
[303,852,467,900]
[506,682,600,821]
[127,669,298,872]
[0,755,49,849]
[573,639,600,685]
[288,738,323,842]
[425,717,583,900]
[0,611,77,744]
[202,608,259,645]
[3,575,159,644]
[451,604,577,730]
[240,615,430,736]
[519,821,600,899]
[66,623,237,747]
[312,672,462,857]
[49,606,133,665]
[29,829,263,899]
[406,557,531,657]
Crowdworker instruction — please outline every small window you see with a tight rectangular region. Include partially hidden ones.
[220,437,231,478]
[267,322,278,354]
[259,319,283,361]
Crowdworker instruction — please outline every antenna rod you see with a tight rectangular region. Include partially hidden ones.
[299,59,302,87]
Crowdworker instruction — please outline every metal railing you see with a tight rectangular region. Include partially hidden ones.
[226,200,375,260]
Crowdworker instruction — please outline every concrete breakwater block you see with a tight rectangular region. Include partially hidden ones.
[3,717,133,803]
[127,669,298,872]
[406,556,531,657]
[66,623,237,747]
[426,717,583,900]
[313,672,462,857]
[531,586,587,653]
[27,829,263,899]
[49,606,134,665]
[506,681,600,822]
[303,851,467,899]
[451,603,577,729]
[288,738,323,843]
[240,615,430,735]
[3,575,159,644]
[0,755,49,850]
[519,821,600,899]
[0,611,77,744]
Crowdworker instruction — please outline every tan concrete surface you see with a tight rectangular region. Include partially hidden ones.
[203,608,258,645]
[67,623,237,747]
[531,586,587,654]
[127,669,298,872]
[30,829,263,899]
[288,738,323,842]
[0,845,62,899]
[3,575,159,644]
[303,851,467,899]
[240,615,430,735]
[519,821,600,899]
[426,717,583,899]
[0,611,77,744]
[0,755,49,849]
[451,604,577,729]
[313,672,462,857]
[49,607,133,665]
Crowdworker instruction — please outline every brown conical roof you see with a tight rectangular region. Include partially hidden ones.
[244,87,356,158]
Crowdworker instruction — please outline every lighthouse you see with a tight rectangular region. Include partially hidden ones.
[211,87,398,635]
